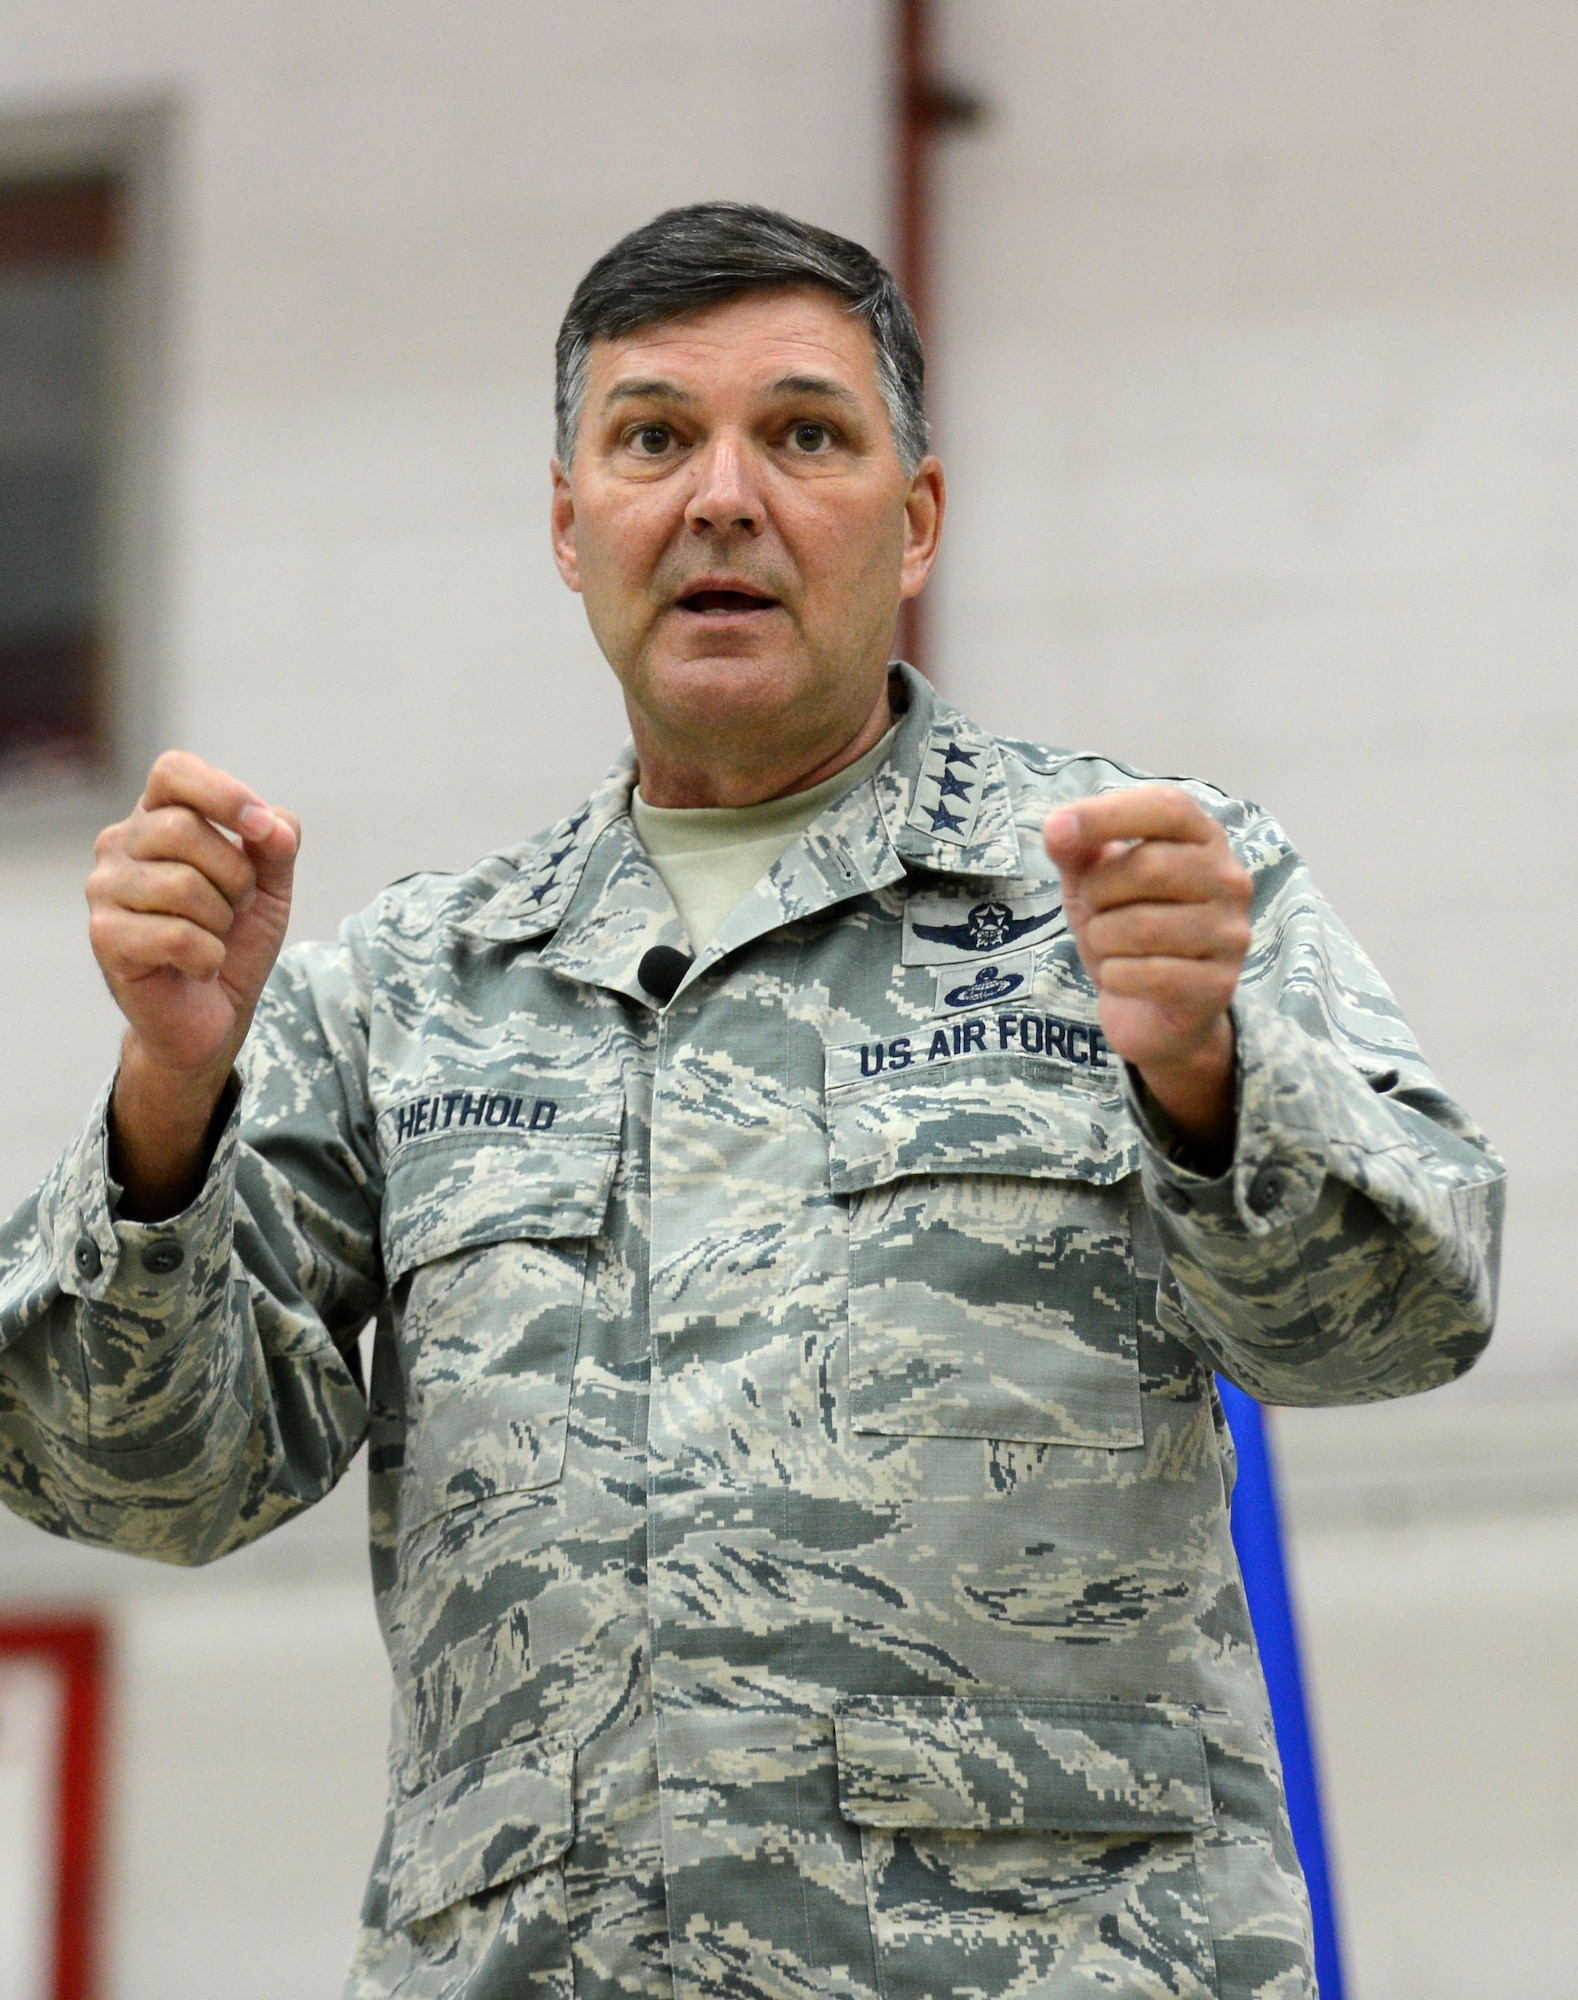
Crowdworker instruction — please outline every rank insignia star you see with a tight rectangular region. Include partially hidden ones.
[926,802,968,834]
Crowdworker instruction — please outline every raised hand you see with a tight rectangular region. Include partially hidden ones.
[1043,786,1252,1169]
[86,752,300,1218]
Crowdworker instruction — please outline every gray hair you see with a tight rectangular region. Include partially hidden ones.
[554,202,929,473]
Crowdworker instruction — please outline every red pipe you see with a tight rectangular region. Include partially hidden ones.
[894,0,932,673]
[894,3,982,676]
[896,0,934,352]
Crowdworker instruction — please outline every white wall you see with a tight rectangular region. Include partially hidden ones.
[932,0,1578,1390]
[0,7,891,1996]
[0,0,893,1188]
[927,18,1578,1992]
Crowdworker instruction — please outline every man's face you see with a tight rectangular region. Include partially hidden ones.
[551,286,942,788]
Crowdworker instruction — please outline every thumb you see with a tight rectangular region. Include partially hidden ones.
[237,804,300,902]
[1043,805,1100,888]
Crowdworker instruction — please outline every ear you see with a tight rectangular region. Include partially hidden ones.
[898,456,945,602]
[550,459,582,593]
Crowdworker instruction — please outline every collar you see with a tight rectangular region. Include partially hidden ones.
[455,661,1023,958]
[875,662,1021,877]
[455,747,637,945]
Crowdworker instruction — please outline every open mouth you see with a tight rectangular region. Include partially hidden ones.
[675,586,780,615]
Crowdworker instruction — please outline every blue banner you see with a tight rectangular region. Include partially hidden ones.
[1217,1376,1346,1999]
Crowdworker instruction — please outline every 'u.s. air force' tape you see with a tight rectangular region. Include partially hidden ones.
[829,1008,1113,1085]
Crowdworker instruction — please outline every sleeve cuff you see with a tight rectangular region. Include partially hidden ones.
[1125,994,1339,1238]
[37,1073,243,1315]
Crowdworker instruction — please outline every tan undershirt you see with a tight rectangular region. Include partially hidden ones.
[631,728,897,953]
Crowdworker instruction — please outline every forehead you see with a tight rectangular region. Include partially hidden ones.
[584,286,884,405]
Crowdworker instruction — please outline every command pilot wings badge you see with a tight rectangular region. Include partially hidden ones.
[902,889,1068,965]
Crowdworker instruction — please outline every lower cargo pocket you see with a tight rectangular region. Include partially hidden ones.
[378,1858,572,2000]
[385,1734,575,2000]
[836,1697,1220,2000]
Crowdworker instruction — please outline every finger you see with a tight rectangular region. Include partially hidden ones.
[240,805,299,900]
[1078,840,1250,917]
[1095,953,1240,1012]
[1045,785,1219,874]
[142,750,271,837]
[1085,901,1251,964]
[95,858,240,937]
[91,908,229,983]
[116,808,258,904]
[139,751,298,895]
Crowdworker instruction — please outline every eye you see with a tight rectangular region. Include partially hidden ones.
[789,421,832,453]
[630,423,674,456]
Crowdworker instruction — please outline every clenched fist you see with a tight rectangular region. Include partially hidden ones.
[1043,786,1252,1170]
[87,751,300,1219]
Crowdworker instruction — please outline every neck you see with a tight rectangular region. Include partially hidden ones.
[631,681,894,808]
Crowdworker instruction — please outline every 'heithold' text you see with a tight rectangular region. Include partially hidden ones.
[391,1092,557,1144]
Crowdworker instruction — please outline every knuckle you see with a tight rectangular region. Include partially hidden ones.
[171,923,213,968]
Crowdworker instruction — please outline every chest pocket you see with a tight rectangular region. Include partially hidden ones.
[382,1093,621,1536]
[827,1053,1142,1448]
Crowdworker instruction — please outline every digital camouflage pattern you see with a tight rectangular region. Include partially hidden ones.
[0,664,1503,2000]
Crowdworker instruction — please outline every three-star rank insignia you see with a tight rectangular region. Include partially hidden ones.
[518,807,590,911]
[906,736,985,844]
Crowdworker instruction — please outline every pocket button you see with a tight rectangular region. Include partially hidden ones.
[1247,1162,1286,1216]
[141,1240,186,1276]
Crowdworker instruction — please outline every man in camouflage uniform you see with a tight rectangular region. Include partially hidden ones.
[0,206,1502,2000]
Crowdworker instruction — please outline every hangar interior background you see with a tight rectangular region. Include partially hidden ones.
[0,4,1574,1995]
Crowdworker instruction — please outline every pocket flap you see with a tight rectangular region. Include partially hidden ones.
[826,1057,1137,1195]
[834,1698,1212,1833]
[388,1735,575,1927]
[383,1091,620,1281]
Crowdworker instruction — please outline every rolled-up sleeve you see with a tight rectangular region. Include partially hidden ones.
[0,921,385,1565]
[1130,804,1504,1405]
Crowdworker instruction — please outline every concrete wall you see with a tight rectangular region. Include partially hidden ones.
[0,4,1574,1997]
[932,0,1578,1390]
[0,7,890,1996]
[926,14,1578,1992]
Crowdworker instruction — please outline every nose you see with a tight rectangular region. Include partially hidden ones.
[683,433,764,538]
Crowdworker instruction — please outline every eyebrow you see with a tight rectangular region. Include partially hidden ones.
[601,378,697,408]
[768,374,861,406]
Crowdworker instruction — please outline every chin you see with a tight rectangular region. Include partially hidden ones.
[642,651,807,728]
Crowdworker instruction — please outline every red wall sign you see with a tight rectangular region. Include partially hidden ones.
[0,1619,107,2000]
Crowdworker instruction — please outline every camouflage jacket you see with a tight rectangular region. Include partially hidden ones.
[0,666,1503,2000]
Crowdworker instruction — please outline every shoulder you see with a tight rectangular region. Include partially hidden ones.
[987,726,1293,873]
[273,820,569,994]
[354,841,541,944]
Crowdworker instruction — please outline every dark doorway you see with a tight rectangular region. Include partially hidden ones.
[0,175,120,782]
